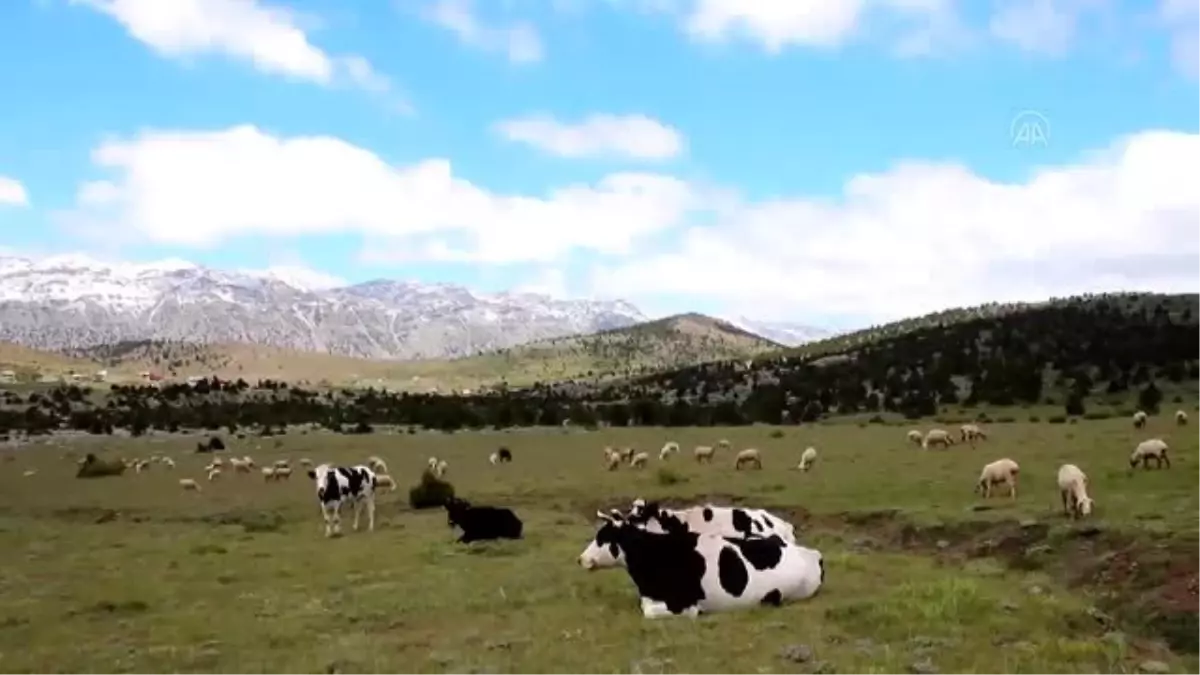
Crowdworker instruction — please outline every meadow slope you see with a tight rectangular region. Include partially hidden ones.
[0,414,1195,673]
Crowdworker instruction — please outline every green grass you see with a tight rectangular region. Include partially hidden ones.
[0,414,1196,673]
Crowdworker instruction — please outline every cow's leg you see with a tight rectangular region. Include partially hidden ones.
[365,495,376,532]
[640,597,683,619]
[322,501,341,537]
[351,498,362,531]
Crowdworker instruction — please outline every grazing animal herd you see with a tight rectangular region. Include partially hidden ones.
[36,406,1186,619]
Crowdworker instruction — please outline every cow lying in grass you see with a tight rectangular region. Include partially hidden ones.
[444,497,523,543]
[582,498,798,569]
[578,511,824,618]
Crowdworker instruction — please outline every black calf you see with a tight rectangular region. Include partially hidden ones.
[444,497,523,543]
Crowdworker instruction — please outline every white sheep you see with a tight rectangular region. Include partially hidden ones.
[161,457,176,469]
[734,448,762,470]
[23,469,36,477]
[618,447,637,463]
[629,451,649,469]
[797,446,818,472]
[923,429,955,450]
[241,455,255,468]
[604,448,622,471]
[376,474,396,491]
[1176,410,1188,426]
[207,467,222,482]
[134,459,150,473]
[367,456,389,473]
[693,445,715,464]
[179,478,201,492]
[273,459,290,469]
[1056,464,1093,519]
[229,457,252,473]
[299,458,314,469]
[659,441,680,460]
[976,458,1019,499]
[262,466,277,482]
[433,459,448,478]
[960,423,987,443]
[427,456,440,472]
[906,429,923,445]
[210,457,225,469]
[274,466,293,480]
[1130,439,1170,470]
[1133,410,1147,429]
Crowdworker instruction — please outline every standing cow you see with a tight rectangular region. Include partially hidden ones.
[307,463,378,538]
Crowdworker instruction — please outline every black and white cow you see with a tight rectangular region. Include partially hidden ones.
[444,497,524,543]
[307,463,377,538]
[578,511,824,618]
[584,498,798,569]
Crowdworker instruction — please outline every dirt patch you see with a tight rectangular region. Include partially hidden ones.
[794,508,1199,655]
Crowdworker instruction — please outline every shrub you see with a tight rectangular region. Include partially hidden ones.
[1028,415,1041,423]
[76,453,126,478]
[408,469,455,510]
[768,429,785,439]
[1047,416,1067,424]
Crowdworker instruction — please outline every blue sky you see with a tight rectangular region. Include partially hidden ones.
[0,0,1196,329]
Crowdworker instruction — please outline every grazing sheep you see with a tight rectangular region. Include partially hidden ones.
[1056,464,1094,519]
[229,457,252,473]
[273,459,290,469]
[427,457,440,473]
[604,448,622,471]
[630,451,649,469]
[693,445,715,464]
[1130,439,1170,470]
[262,466,277,481]
[134,459,150,473]
[376,474,397,491]
[922,429,955,450]
[1133,410,1147,429]
[659,441,680,460]
[23,469,36,477]
[489,447,513,465]
[618,447,637,463]
[906,429,923,446]
[241,455,255,468]
[299,458,313,469]
[1176,410,1188,426]
[798,446,818,472]
[179,478,201,492]
[210,457,225,469]
[207,467,222,482]
[434,459,448,478]
[367,456,389,474]
[734,448,762,470]
[717,439,732,452]
[976,458,1020,499]
[960,423,987,443]
[161,457,176,469]
[274,466,293,480]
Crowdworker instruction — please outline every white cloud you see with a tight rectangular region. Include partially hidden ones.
[0,176,30,207]
[67,124,703,263]
[589,130,1200,323]
[426,0,544,63]
[0,172,29,205]
[494,113,686,160]
[73,0,396,95]
[987,0,1112,56]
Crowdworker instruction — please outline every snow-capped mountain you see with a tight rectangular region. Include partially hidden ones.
[0,255,647,360]
[722,316,833,347]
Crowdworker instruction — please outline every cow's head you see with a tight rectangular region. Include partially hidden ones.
[578,510,631,570]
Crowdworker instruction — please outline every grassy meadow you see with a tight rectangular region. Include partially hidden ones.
[0,413,1196,673]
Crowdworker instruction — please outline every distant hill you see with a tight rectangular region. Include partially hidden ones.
[49,313,780,391]
[582,291,1199,424]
